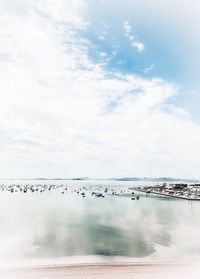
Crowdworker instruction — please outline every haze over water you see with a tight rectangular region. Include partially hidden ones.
[0,179,200,266]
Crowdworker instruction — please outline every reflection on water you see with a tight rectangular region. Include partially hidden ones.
[0,180,200,264]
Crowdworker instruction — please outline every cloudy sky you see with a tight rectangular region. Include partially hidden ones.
[0,0,200,179]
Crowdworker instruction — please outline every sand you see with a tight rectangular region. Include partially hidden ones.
[1,263,200,279]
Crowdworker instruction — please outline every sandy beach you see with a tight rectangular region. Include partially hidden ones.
[1,263,200,279]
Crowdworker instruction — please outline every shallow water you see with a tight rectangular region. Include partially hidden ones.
[0,179,200,265]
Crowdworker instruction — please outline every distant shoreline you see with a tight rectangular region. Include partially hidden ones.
[0,177,198,182]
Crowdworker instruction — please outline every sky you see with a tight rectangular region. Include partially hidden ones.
[0,0,200,179]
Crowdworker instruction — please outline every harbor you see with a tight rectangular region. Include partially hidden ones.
[134,183,200,201]
[0,182,140,200]
[1,179,200,268]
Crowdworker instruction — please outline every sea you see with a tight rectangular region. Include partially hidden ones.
[0,179,199,267]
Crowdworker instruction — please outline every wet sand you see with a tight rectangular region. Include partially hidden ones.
[1,263,200,279]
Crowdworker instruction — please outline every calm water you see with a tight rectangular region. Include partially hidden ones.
[0,179,200,265]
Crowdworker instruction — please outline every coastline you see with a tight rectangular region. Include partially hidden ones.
[2,262,200,279]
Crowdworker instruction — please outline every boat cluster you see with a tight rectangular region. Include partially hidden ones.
[0,184,140,200]
[0,183,64,193]
[70,187,140,199]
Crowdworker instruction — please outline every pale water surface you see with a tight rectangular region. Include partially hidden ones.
[0,179,199,266]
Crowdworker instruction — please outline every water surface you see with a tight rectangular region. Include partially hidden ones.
[0,179,199,265]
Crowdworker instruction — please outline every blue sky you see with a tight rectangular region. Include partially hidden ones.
[0,0,200,178]
[83,0,200,122]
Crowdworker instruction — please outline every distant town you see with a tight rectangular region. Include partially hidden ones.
[136,183,200,200]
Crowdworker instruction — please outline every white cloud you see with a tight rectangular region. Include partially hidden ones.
[131,41,144,53]
[123,20,144,53]
[99,52,107,57]
[98,35,105,41]
[123,20,131,34]
[0,0,200,178]
[142,64,155,74]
